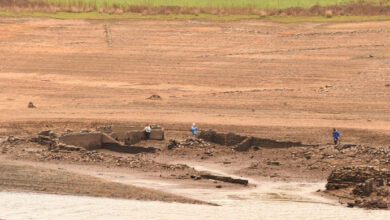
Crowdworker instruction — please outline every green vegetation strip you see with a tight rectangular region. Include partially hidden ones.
[36,0,386,9]
[1,10,390,22]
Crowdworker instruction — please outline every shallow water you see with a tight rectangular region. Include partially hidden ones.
[1,181,389,220]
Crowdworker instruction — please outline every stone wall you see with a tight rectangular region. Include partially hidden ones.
[149,129,164,140]
[59,132,104,150]
[124,131,144,145]
[326,166,390,209]
[53,131,157,154]
[97,125,164,145]
[198,129,303,151]
[326,166,390,190]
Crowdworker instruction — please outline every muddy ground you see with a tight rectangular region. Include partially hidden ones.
[0,17,390,206]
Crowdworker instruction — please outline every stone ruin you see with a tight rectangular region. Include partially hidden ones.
[326,166,390,209]
[31,125,165,154]
[198,129,303,151]
[96,125,164,145]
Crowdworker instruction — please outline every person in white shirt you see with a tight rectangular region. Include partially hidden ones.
[144,123,151,140]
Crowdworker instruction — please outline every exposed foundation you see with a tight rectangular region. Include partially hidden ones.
[198,129,303,151]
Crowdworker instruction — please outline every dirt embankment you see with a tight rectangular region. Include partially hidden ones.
[1,0,390,16]
[0,160,209,205]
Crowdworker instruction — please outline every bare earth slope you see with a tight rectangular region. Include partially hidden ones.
[0,18,389,137]
[1,17,390,208]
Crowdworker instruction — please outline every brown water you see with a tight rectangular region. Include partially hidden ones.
[1,181,389,220]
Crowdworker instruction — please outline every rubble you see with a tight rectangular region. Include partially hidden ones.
[30,130,58,148]
[326,166,390,209]
[167,138,213,150]
[326,166,390,190]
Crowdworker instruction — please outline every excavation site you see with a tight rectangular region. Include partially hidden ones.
[0,10,390,219]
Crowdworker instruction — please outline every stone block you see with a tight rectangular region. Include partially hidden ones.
[149,129,164,140]
[59,132,103,150]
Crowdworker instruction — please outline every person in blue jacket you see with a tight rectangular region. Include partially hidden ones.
[191,123,197,136]
[332,128,340,145]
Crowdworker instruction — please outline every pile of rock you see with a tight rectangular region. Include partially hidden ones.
[336,144,390,158]
[326,166,390,209]
[30,130,59,149]
[351,178,390,208]
[167,138,213,150]
[326,166,390,190]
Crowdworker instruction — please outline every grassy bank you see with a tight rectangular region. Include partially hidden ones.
[1,10,390,22]
[40,0,348,9]
[38,0,386,9]
[1,0,390,21]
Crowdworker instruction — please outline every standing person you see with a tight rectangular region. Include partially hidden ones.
[332,128,340,145]
[144,123,151,140]
[191,122,197,136]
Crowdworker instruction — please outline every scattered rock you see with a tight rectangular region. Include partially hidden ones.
[146,94,162,100]
[304,152,312,160]
[28,102,36,108]
[166,138,212,149]
[167,139,178,150]
[347,202,355,208]
[266,161,280,166]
